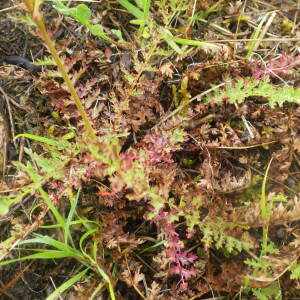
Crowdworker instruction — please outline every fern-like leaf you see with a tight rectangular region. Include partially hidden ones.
[207,77,300,108]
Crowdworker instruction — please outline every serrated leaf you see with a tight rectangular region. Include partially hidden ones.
[33,57,56,66]
[290,264,300,279]
[51,0,114,43]
[207,77,300,107]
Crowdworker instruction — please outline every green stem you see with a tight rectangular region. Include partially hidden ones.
[89,281,105,300]
[22,0,96,140]
[95,264,116,300]
[260,157,273,256]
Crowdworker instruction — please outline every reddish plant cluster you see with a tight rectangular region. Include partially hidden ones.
[48,180,66,207]
[91,131,199,290]
[252,53,300,80]
[142,133,174,164]
[154,212,198,290]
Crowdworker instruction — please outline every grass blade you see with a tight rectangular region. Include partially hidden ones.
[138,240,165,254]
[143,0,151,21]
[260,157,273,256]
[46,268,89,300]
[40,219,98,229]
[18,235,81,256]
[245,11,275,59]
[79,228,98,258]
[117,0,143,19]
[64,188,80,245]
[170,36,220,49]
[0,250,72,266]
[39,187,66,229]
[15,133,70,149]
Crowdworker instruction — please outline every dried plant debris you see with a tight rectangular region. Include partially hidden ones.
[0,99,8,176]
[1,0,300,299]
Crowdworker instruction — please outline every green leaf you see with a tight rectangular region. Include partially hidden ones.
[0,199,9,216]
[169,36,219,49]
[163,29,183,54]
[252,282,282,300]
[117,0,144,19]
[79,228,98,258]
[18,235,80,255]
[40,219,98,229]
[0,182,41,216]
[89,24,113,42]
[138,240,165,254]
[290,264,300,279]
[46,268,89,300]
[246,12,274,59]
[51,0,73,14]
[0,250,72,266]
[75,4,91,25]
[33,57,56,66]
[111,29,126,43]
[134,0,143,9]
[39,187,66,229]
[207,77,300,107]
[51,0,114,43]
[64,189,80,244]
[130,19,145,25]
[15,133,71,149]
[142,0,151,21]
[9,14,36,26]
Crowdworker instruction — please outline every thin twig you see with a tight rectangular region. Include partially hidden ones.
[234,102,255,139]
[124,254,147,300]
[0,5,19,13]
[249,11,277,56]
[203,37,300,43]
[292,0,300,34]
[233,0,247,55]
[0,87,17,149]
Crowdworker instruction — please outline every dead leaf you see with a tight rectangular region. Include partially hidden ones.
[147,281,162,300]
[160,63,174,78]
